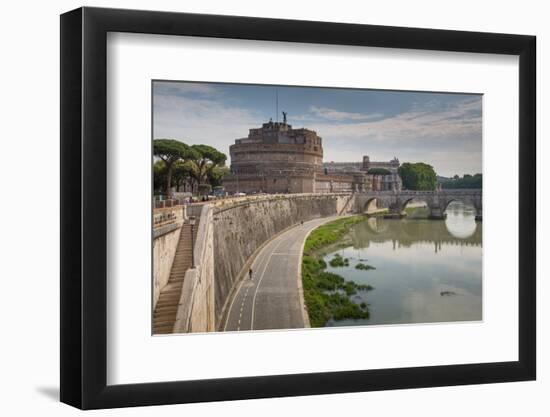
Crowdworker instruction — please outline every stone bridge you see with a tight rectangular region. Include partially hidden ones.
[354,189,482,220]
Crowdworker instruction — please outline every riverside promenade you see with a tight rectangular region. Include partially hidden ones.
[223,216,339,331]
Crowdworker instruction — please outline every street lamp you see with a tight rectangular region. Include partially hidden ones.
[189,216,196,269]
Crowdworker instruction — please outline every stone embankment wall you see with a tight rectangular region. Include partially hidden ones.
[213,193,355,328]
[153,227,181,309]
[173,205,216,333]
[152,206,185,309]
[157,193,355,332]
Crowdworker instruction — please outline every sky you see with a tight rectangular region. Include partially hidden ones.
[153,81,482,177]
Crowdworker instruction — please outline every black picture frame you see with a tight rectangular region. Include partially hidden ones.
[60,6,536,410]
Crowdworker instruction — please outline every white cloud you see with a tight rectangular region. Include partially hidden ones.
[153,82,221,97]
[153,93,262,162]
[311,98,482,176]
[306,106,384,122]
[309,99,481,143]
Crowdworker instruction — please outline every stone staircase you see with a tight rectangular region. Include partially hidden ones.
[153,221,198,334]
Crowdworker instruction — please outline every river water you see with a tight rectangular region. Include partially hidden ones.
[323,202,482,327]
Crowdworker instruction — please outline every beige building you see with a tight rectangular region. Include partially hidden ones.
[325,156,402,191]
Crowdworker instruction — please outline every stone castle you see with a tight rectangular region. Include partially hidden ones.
[223,116,402,194]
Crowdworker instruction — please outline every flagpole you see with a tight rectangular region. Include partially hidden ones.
[276,88,279,123]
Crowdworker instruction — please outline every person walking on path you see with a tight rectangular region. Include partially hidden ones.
[249,267,253,280]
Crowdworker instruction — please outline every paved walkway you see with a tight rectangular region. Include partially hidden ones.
[224,216,339,331]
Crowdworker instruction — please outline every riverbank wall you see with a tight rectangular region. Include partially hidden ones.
[212,193,355,328]
[173,204,216,333]
[166,193,355,333]
[152,206,185,309]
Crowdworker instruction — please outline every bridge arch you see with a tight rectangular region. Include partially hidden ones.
[400,197,430,211]
[443,197,474,212]
[362,197,381,214]
[442,195,482,221]
[399,197,432,219]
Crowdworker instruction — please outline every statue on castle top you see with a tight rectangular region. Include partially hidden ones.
[282,111,287,124]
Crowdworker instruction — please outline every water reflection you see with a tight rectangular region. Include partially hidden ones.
[445,201,478,238]
[324,201,482,327]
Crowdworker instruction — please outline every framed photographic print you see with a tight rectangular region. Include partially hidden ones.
[60,6,536,409]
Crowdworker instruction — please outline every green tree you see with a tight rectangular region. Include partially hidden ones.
[207,165,230,188]
[188,144,227,195]
[153,160,167,194]
[153,139,197,196]
[398,162,437,190]
[442,173,482,189]
[172,160,195,192]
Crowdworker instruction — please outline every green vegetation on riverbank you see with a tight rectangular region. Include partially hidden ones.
[355,262,375,271]
[304,216,366,253]
[329,253,349,267]
[302,215,374,327]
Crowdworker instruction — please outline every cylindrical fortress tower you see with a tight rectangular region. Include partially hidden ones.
[224,120,324,194]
